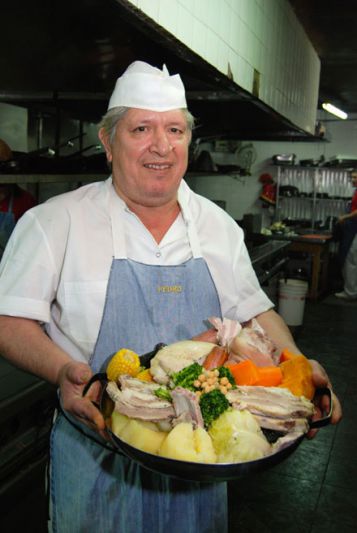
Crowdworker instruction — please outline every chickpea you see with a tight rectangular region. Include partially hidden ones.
[193,379,201,388]
[220,385,228,394]
[213,369,220,377]
[226,382,233,389]
[198,373,206,382]
[220,377,229,386]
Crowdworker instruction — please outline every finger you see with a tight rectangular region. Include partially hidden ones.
[306,428,319,439]
[69,395,106,431]
[65,362,93,385]
[330,392,343,425]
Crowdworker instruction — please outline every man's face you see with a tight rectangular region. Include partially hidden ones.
[100,108,191,208]
[351,172,357,188]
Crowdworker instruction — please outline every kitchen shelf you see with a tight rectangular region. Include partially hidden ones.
[274,165,353,228]
[0,174,108,184]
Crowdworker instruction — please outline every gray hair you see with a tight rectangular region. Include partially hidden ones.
[98,107,195,144]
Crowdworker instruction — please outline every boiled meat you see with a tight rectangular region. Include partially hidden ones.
[150,340,216,384]
[171,387,204,428]
[106,378,175,422]
[227,319,278,367]
[226,385,315,434]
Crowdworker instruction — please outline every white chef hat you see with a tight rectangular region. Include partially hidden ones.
[107,61,187,111]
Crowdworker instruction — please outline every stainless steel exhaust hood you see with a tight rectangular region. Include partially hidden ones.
[0,0,318,141]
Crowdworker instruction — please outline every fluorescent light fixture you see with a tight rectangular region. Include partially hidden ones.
[322,102,348,120]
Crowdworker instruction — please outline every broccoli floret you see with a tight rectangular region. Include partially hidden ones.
[171,362,203,391]
[154,387,172,402]
[199,389,230,428]
[218,366,236,388]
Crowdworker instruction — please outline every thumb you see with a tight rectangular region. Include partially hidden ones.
[63,361,92,385]
[310,359,331,388]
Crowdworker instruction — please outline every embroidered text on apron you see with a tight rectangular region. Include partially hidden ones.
[50,197,227,533]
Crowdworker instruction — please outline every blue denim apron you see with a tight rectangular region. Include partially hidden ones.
[50,201,227,533]
[0,192,15,258]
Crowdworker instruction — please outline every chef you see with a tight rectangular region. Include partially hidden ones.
[0,61,341,533]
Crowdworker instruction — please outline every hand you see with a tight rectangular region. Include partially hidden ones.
[308,359,342,438]
[58,361,107,438]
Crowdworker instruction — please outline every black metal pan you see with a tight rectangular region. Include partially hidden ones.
[82,370,333,483]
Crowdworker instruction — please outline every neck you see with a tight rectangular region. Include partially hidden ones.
[113,185,181,243]
[135,201,181,243]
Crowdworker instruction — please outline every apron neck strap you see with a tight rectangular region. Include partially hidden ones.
[110,192,128,259]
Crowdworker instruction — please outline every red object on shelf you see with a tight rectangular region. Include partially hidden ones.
[260,182,276,205]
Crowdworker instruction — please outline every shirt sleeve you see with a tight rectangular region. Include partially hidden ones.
[0,206,65,322]
[231,236,274,321]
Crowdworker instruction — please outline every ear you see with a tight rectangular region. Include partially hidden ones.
[98,128,113,162]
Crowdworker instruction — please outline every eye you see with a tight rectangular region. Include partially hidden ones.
[169,127,184,134]
[133,125,147,133]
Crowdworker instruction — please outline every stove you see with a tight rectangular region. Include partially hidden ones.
[0,357,56,504]
[249,240,291,304]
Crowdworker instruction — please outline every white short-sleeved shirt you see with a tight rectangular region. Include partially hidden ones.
[0,178,273,362]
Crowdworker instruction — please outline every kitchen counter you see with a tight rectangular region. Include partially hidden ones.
[249,240,291,266]
[258,231,333,245]
[253,231,333,300]
[0,356,56,504]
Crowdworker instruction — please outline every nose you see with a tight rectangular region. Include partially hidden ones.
[149,127,172,156]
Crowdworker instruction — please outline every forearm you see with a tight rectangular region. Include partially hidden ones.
[255,308,302,356]
[340,208,357,222]
[0,315,73,385]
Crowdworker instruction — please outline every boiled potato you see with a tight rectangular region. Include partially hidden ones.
[111,411,131,437]
[119,418,167,455]
[159,422,217,463]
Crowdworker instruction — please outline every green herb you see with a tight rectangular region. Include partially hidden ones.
[154,387,172,402]
[171,362,203,391]
[218,366,236,388]
[199,389,230,428]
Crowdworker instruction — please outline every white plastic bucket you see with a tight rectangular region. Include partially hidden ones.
[278,279,308,326]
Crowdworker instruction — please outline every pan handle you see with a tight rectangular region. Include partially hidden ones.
[309,387,333,429]
[82,372,108,406]
[139,342,167,367]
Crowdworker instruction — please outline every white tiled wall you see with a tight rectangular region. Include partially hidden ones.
[128,0,320,134]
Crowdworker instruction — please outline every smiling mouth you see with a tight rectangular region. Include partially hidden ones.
[144,163,172,170]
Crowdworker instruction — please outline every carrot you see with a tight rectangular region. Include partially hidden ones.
[225,360,260,385]
[225,360,282,387]
[256,366,283,387]
[278,355,315,399]
[279,348,299,363]
[203,346,228,370]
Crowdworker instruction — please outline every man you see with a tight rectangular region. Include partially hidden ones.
[335,168,357,300]
[0,61,341,532]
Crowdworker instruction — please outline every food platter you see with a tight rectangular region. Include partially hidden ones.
[83,373,332,483]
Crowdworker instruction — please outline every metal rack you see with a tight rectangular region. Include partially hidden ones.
[275,166,353,229]
[0,174,107,185]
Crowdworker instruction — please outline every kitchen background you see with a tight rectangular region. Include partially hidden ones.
[1,1,357,532]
